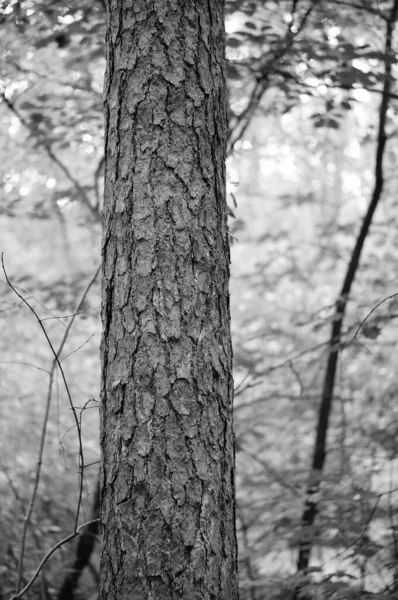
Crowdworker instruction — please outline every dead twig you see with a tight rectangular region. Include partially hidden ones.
[2,256,100,595]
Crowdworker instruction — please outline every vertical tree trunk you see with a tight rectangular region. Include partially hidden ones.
[296,0,398,578]
[100,2,238,599]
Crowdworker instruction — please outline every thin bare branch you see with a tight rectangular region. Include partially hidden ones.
[227,0,321,153]
[296,0,398,580]
[346,292,398,344]
[9,519,100,600]
[0,93,100,221]
[2,257,100,594]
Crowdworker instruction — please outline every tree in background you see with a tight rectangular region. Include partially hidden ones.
[100,1,238,598]
[296,0,398,577]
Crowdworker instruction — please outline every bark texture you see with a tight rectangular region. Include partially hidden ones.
[100,1,238,599]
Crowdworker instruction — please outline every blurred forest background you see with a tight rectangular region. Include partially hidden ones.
[1,1,398,599]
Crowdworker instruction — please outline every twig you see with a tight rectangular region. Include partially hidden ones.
[257,339,330,377]
[40,308,89,322]
[0,93,100,221]
[272,66,398,102]
[237,508,259,600]
[9,519,100,600]
[296,0,398,578]
[0,460,47,558]
[0,281,71,328]
[60,333,96,363]
[234,379,262,398]
[0,361,50,374]
[227,0,320,153]
[240,445,299,493]
[2,256,100,594]
[345,292,398,345]
[331,0,388,19]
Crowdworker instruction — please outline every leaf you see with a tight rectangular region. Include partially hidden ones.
[362,322,382,339]
[337,67,376,89]
[331,570,357,580]
[313,117,340,129]
[226,62,242,80]
[242,32,267,44]
[292,525,317,544]
[306,566,323,573]
[18,101,38,110]
[227,37,242,48]
[355,542,381,558]
[341,100,352,110]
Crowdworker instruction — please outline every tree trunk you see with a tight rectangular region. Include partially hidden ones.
[100,2,238,599]
[296,0,398,579]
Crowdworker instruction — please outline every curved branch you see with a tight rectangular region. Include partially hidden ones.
[296,0,398,577]
[1,93,100,221]
[9,519,100,600]
[2,258,100,595]
[227,0,320,154]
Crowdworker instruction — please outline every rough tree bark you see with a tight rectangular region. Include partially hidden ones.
[100,1,238,599]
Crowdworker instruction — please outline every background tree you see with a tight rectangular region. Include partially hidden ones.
[99,1,238,599]
[296,0,398,578]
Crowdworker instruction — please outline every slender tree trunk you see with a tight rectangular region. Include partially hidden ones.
[100,2,238,599]
[296,0,398,576]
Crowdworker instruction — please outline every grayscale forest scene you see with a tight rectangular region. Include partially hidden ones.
[1,1,398,599]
